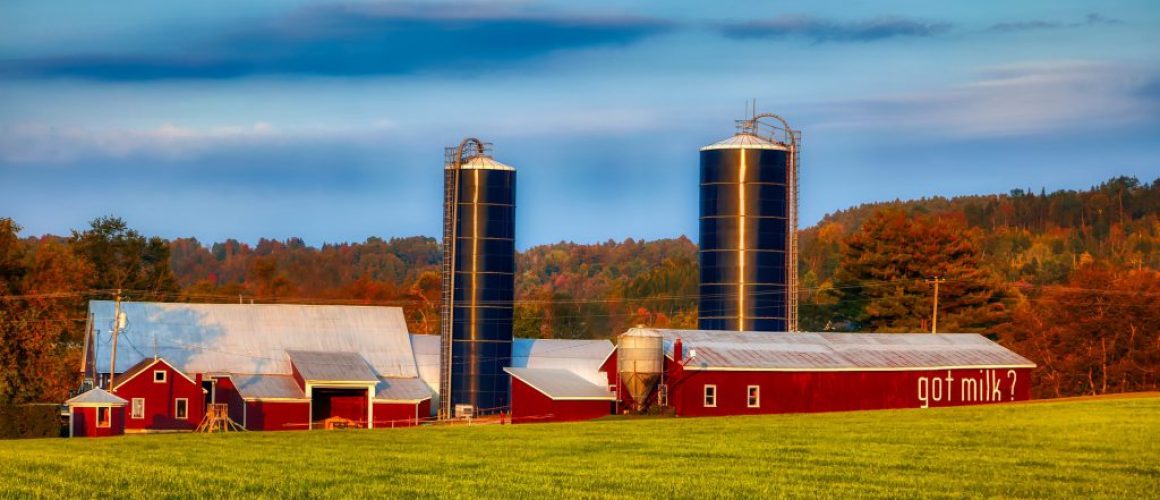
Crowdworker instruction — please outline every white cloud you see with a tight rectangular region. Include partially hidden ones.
[811,60,1159,139]
[0,121,285,163]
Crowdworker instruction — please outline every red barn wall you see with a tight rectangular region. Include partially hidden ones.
[372,401,427,427]
[244,401,310,431]
[669,366,1033,417]
[71,406,126,437]
[212,376,247,425]
[509,377,612,424]
[115,362,205,431]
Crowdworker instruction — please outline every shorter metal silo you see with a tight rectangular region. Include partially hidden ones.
[617,328,663,411]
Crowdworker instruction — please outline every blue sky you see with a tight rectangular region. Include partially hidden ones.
[1,0,1158,248]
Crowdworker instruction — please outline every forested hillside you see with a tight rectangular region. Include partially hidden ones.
[2,176,1157,404]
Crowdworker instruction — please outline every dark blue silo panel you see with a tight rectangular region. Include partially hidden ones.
[698,144,789,332]
[448,167,515,413]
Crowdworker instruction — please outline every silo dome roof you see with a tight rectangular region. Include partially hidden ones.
[700,132,788,151]
[445,155,515,171]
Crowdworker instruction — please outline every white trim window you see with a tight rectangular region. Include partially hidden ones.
[97,406,112,428]
[703,384,717,408]
[153,370,167,383]
[747,385,760,408]
[175,398,189,419]
[131,398,145,419]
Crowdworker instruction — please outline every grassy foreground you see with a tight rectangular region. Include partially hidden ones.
[2,396,1158,498]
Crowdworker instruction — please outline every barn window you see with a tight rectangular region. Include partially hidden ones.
[747,386,760,408]
[153,370,167,383]
[97,407,111,428]
[175,398,189,419]
[703,385,717,407]
[131,398,145,419]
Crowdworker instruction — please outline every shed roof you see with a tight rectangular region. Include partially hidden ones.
[88,301,416,378]
[504,368,615,401]
[232,374,306,401]
[374,377,433,402]
[288,350,378,383]
[637,328,1035,371]
[511,338,615,387]
[66,388,128,406]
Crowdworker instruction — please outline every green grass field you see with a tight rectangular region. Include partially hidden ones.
[3,396,1158,498]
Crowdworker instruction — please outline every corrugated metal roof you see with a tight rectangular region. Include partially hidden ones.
[444,155,515,171]
[511,338,615,387]
[88,301,416,378]
[287,350,378,383]
[233,374,306,401]
[375,377,433,402]
[639,328,1035,371]
[409,334,441,393]
[504,368,615,401]
[66,388,128,406]
[700,133,788,151]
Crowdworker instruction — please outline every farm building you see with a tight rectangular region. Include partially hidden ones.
[504,338,617,423]
[112,357,205,432]
[617,328,1036,417]
[86,301,433,431]
[65,388,127,438]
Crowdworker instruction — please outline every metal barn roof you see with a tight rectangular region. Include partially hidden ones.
[511,338,615,387]
[233,374,306,401]
[700,133,788,151]
[409,334,441,391]
[88,301,417,378]
[66,388,128,406]
[636,328,1035,371]
[375,377,433,402]
[287,350,378,383]
[504,368,615,401]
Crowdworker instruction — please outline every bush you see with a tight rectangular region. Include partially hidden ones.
[0,404,63,439]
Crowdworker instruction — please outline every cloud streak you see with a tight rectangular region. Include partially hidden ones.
[1,3,671,81]
[986,13,1124,33]
[719,15,952,43]
[809,60,1159,139]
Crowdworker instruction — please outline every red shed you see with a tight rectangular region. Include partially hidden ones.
[624,328,1036,417]
[505,368,615,423]
[66,388,127,438]
[112,357,205,432]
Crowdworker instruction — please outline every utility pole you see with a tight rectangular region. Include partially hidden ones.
[926,278,945,334]
[108,289,122,391]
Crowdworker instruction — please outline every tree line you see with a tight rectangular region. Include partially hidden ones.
[1,176,1157,404]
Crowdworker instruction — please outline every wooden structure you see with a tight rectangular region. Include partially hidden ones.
[196,403,245,433]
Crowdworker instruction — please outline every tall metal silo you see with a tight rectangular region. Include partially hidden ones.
[698,113,800,332]
[440,138,516,418]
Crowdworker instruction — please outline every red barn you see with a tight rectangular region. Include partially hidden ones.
[505,368,615,423]
[621,328,1036,417]
[66,388,127,438]
[505,339,617,423]
[112,357,205,432]
[85,301,432,432]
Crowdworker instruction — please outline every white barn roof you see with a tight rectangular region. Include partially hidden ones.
[637,328,1035,371]
[287,350,378,383]
[233,374,306,401]
[66,388,128,406]
[89,301,417,378]
[511,338,615,387]
[504,368,615,401]
[375,377,433,402]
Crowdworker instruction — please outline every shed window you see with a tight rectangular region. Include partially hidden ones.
[131,398,145,419]
[747,386,760,408]
[153,370,167,383]
[703,385,717,407]
[175,398,189,419]
[97,406,111,428]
